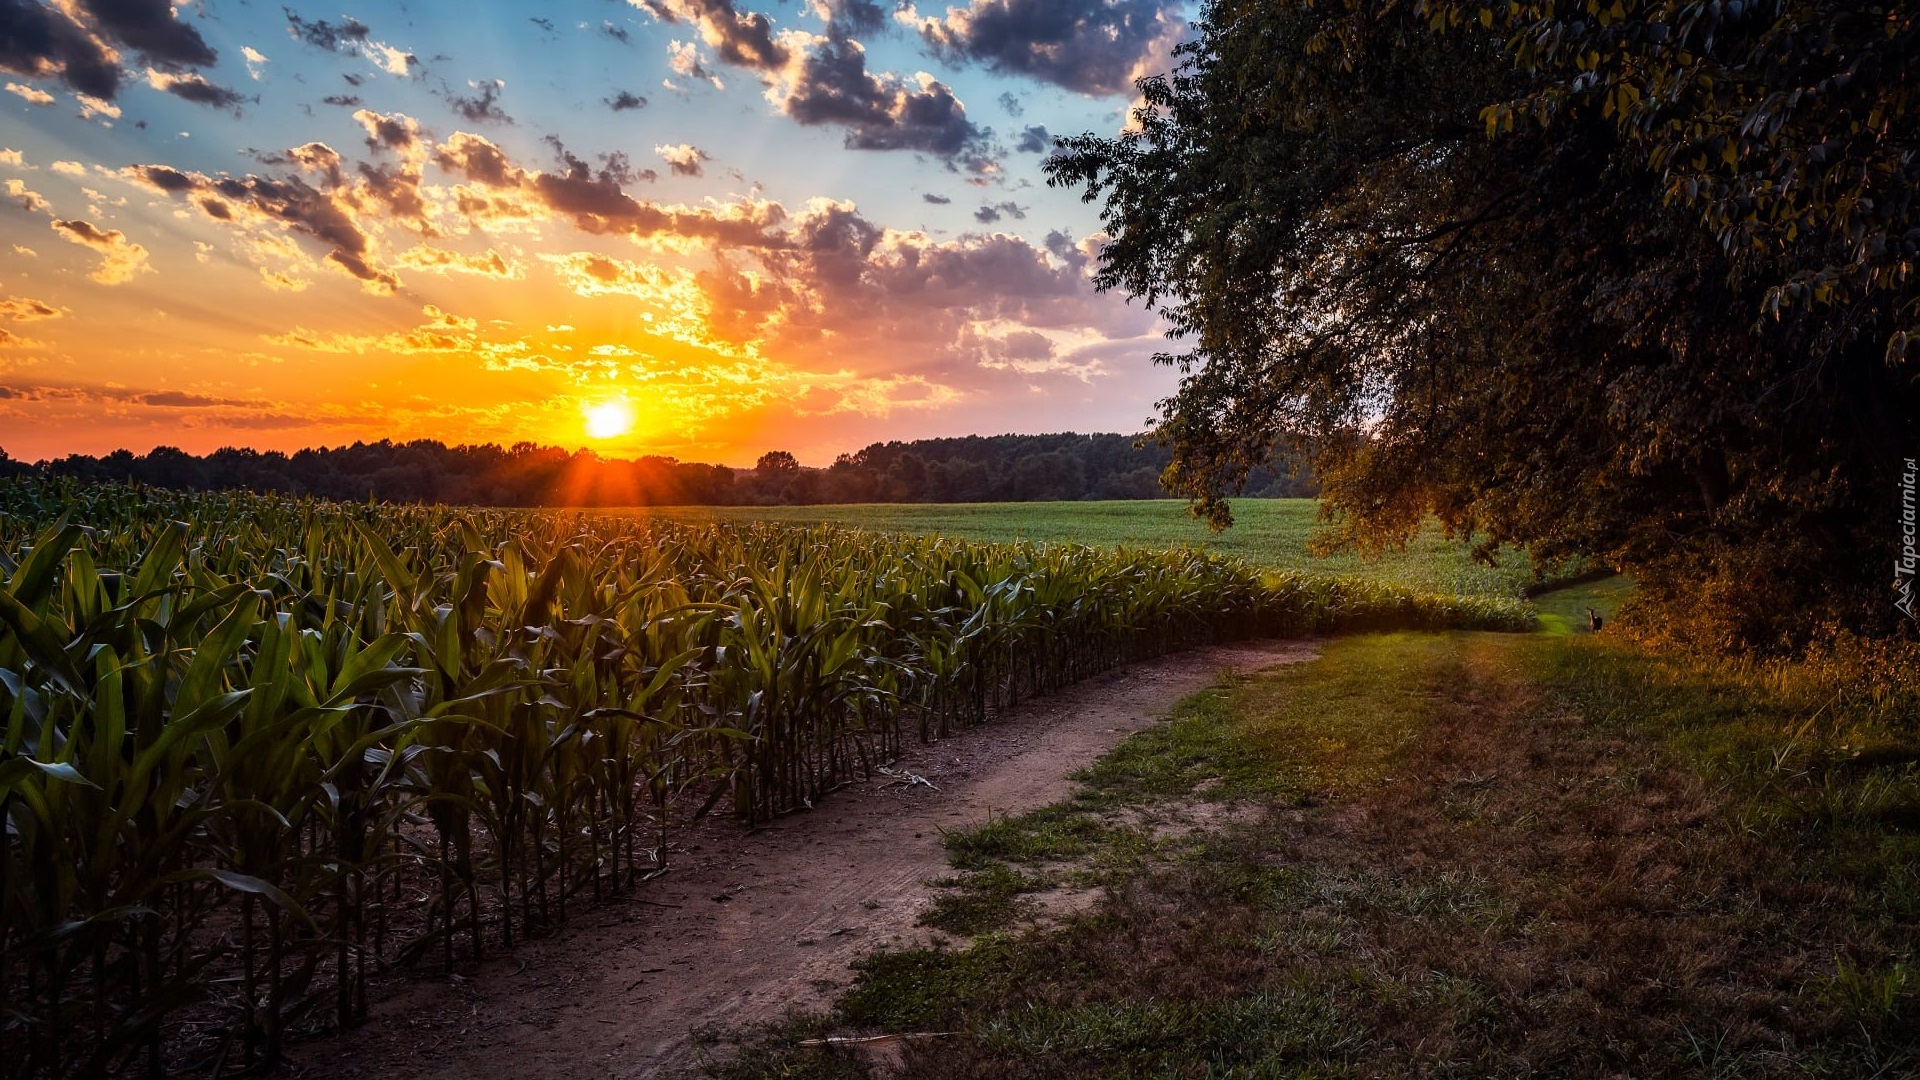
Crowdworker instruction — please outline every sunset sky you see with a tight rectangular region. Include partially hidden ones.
[0,0,1187,466]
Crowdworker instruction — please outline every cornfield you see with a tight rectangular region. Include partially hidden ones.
[0,479,1532,1076]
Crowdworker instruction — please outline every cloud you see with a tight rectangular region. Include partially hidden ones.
[7,177,50,213]
[972,200,1025,223]
[0,381,274,409]
[655,142,710,177]
[242,45,267,79]
[77,0,216,68]
[1014,124,1051,153]
[0,0,123,99]
[633,0,789,72]
[690,200,1155,403]
[260,267,308,291]
[542,251,676,299]
[6,81,53,104]
[124,157,401,292]
[666,40,723,91]
[434,131,785,247]
[0,295,59,347]
[51,217,150,283]
[282,8,416,75]
[922,192,951,205]
[145,68,247,108]
[50,160,86,176]
[771,35,992,166]
[599,20,632,45]
[76,92,118,119]
[282,10,371,51]
[607,89,649,111]
[351,108,421,155]
[904,0,1184,97]
[0,147,20,166]
[321,93,362,107]
[0,296,61,320]
[264,305,565,380]
[808,0,888,37]
[0,0,238,103]
[99,119,1148,417]
[446,78,510,124]
[997,90,1022,116]
[393,244,524,278]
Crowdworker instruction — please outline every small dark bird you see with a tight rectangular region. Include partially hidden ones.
[1587,607,1604,633]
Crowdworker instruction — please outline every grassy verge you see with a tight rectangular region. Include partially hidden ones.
[699,628,1920,1079]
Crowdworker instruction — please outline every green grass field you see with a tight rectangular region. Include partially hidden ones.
[613,499,1579,599]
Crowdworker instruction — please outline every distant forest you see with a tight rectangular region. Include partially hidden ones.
[0,434,1317,507]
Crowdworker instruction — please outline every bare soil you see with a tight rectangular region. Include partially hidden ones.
[284,639,1319,1080]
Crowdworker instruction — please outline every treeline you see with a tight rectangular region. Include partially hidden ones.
[0,433,1315,507]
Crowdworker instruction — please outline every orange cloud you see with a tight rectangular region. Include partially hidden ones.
[51,218,150,283]
[394,244,524,278]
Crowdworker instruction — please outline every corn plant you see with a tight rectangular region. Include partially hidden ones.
[0,479,1532,1077]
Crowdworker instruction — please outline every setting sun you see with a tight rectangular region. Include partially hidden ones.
[585,400,635,440]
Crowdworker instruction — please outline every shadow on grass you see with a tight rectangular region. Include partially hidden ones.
[695,631,1920,1080]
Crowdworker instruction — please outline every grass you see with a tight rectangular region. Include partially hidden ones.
[615,500,1579,599]
[699,617,1920,1079]
[1533,572,1636,634]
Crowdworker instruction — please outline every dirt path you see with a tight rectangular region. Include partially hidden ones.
[288,639,1319,1080]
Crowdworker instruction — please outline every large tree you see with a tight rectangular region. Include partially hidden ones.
[1048,0,1920,651]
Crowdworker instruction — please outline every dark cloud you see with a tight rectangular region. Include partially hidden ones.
[341,72,365,87]
[607,90,648,111]
[582,147,655,186]
[638,0,788,71]
[0,0,123,99]
[128,163,195,193]
[446,79,510,124]
[125,153,400,292]
[1,0,230,101]
[354,108,417,154]
[818,0,887,37]
[1014,124,1051,153]
[0,296,61,320]
[50,217,150,282]
[599,20,631,44]
[79,0,216,68]
[913,0,1183,97]
[922,193,951,205]
[52,217,115,245]
[322,93,363,107]
[973,200,1024,223]
[153,71,248,109]
[704,203,1154,389]
[134,390,258,408]
[529,16,554,32]
[1044,228,1091,273]
[433,131,785,247]
[997,90,1022,116]
[776,35,989,163]
[283,9,371,52]
[0,382,269,409]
